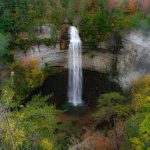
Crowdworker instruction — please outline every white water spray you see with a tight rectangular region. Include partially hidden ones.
[68,26,83,106]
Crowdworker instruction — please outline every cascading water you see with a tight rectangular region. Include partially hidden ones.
[68,26,83,106]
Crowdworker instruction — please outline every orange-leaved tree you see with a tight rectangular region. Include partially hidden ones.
[125,0,137,13]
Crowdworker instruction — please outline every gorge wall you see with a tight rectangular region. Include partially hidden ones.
[118,30,150,88]
[14,46,114,73]
[14,29,150,89]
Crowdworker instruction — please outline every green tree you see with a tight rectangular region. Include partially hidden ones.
[94,92,132,123]
[0,0,15,33]
[0,74,79,150]
[0,94,76,150]
[79,10,111,48]
[0,33,11,63]
[9,58,44,102]
[0,33,9,55]
[11,95,60,149]
[122,75,150,150]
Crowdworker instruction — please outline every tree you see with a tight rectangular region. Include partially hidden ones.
[108,0,117,9]
[93,92,133,150]
[141,0,150,11]
[9,57,44,103]
[79,10,111,48]
[132,75,150,112]
[0,0,53,51]
[94,92,132,124]
[0,94,76,150]
[125,0,137,13]
[123,113,150,150]
[122,75,150,150]
[0,79,78,150]
[0,33,9,55]
[0,6,14,33]
[0,72,79,149]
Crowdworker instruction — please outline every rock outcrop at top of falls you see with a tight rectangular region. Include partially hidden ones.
[14,29,150,89]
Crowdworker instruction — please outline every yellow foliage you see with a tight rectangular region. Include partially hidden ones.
[132,74,150,111]
[40,138,54,150]
[125,0,137,13]
[12,57,44,89]
[1,118,25,148]
[131,137,144,150]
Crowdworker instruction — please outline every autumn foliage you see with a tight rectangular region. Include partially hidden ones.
[10,57,44,99]
[141,0,150,10]
[122,75,150,149]
[132,75,150,111]
[125,0,137,13]
[108,0,117,9]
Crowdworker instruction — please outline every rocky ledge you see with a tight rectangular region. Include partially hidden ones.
[14,30,150,89]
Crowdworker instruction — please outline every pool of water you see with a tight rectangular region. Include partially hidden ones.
[29,69,121,115]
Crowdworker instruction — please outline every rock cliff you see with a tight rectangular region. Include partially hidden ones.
[14,30,150,89]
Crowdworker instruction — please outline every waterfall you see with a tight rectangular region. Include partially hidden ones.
[68,26,83,106]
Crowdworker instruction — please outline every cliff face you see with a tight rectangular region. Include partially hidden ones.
[117,30,150,88]
[14,46,114,73]
[14,30,150,89]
